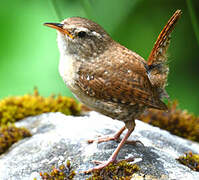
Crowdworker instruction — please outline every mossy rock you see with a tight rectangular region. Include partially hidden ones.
[0,89,82,155]
[0,124,31,155]
[87,161,140,180]
[140,101,199,142]
[0,89,81,126]
[40,160,76,180]
[177,152,199,171]
[39,160,139,180]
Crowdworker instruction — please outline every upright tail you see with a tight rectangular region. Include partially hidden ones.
[147,10,182,98]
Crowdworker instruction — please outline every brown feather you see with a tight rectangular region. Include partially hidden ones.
[147,10,182,89]
[148,10,182,65]
[76,43,167,110]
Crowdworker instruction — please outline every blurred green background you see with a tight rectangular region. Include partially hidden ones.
[0,0,199,114]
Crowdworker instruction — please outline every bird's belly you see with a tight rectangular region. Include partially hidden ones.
[73,90,145,122]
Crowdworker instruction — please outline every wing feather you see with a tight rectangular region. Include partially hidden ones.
[76,47,167,110]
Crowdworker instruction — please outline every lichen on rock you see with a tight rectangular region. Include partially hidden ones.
[40,160,76,180]
[0,124,31,155]
[177,152,199,171]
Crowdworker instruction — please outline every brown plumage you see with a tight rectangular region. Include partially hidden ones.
[44,10,181,173]
[76,42,167,120]
[147,10,182,93]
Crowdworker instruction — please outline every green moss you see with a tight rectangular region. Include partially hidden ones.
[0,89,81,154]
[40,160,76,180]
[0,124,31,155]
[177,152,199,171]
[0,89,81,125]
[87,161,140,180]
[140,101,199,142]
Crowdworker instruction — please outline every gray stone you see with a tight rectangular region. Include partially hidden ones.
[0,112,199,180]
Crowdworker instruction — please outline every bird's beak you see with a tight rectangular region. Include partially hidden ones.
[44,23,74,39]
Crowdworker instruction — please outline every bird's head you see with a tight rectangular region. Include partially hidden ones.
[44,17,112,60]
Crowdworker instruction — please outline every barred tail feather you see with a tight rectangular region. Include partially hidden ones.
[147,10,182,98]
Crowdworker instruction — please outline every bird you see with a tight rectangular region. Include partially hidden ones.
[44,9,181,173]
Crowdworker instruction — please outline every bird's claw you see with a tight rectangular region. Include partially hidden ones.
[83,160,114,174]
[87,136,119,144]
[83,157,135,174]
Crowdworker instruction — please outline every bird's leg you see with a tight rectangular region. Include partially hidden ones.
[84,123,134,174]
[87,126,126,144]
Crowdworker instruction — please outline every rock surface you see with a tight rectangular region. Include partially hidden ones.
[0,112,199,180]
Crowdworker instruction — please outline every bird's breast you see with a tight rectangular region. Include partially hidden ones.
[58,54,101,109]
[59,54,80,93]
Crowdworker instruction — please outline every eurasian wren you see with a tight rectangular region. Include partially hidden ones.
[44,10,181,173]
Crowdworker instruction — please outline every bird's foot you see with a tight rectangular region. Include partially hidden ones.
[83,160,114,174]
[88,137,144,146]
[87,135,119,144]
[83,157,135,174]
[87,126,126,144]
[84,127,135,174]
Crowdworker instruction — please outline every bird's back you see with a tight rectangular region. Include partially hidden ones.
[75,41,167,116]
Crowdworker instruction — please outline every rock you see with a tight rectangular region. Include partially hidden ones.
[0,112,199,180]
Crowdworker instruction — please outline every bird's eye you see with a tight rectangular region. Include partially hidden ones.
[77,31,86,38]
